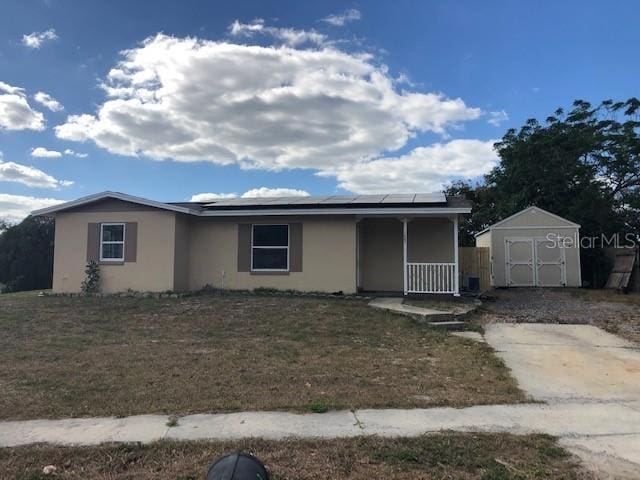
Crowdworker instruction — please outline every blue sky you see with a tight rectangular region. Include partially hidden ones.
[1,0,638,221]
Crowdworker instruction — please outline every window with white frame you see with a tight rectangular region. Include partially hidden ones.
[100,223,125,261]
[251,224,289,271]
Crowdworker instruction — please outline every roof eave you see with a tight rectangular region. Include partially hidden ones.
[31,191,198,216]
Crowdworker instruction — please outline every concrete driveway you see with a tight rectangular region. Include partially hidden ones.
[485,323,640,478]
[485,323,640,402]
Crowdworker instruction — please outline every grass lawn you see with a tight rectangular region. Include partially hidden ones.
[0,292,524,420]
[0,433,590,480]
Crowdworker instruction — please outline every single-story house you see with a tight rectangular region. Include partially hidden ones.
[475,206,582,288]
[33,191,470,296]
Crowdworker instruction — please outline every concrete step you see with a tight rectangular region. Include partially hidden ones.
[425,320,467,331]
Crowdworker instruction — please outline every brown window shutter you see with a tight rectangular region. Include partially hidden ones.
[86,223,100,262]
[237,223,251,272]
[289,223,303,272]
[124,222,138,262]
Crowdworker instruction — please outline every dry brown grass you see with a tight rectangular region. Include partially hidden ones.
[0,292,524,420]
[0,433,593,480]
[570,288,640,306]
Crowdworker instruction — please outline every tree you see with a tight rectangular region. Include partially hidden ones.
[448,98,640,287]
[0,216,55,293]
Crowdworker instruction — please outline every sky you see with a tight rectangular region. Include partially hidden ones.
[0,0,638,222]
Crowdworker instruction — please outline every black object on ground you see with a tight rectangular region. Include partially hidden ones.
[206,452,269,480]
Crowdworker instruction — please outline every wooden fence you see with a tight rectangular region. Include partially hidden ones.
[459,247,491,292]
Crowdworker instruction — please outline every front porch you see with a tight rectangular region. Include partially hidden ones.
[356,216,460,295]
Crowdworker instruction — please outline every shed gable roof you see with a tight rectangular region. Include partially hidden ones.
[474,206,580,237]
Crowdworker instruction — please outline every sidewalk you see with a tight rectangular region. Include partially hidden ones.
[2,401,640,460]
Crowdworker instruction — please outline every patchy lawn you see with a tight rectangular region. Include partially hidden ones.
[0,433,592,480]
[480,288,640,343]
[0,292,524,420]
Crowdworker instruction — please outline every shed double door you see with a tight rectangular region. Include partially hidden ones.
[505,237,566,287]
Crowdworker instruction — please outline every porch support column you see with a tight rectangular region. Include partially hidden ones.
[453,214,460,296]
[402,218,408,295]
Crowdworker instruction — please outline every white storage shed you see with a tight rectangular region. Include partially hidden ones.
[475,206,582,288]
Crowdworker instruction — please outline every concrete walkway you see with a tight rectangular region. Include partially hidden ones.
[368,297,475,328]
[2,401,640,448]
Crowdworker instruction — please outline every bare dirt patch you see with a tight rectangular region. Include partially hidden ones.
[479,288,640,343]
[0,293,523,420]
[0,433,592,480]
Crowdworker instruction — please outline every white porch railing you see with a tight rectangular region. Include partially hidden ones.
[406,262,456,294]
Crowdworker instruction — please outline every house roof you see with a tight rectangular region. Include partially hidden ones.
[474,206,581,237]
[31,191,199,216]
[200,192,447,208]
[32,191,472,217]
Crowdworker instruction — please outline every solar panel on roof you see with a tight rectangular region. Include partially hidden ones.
[320,196,357,204]
[204,198,248,206]
[296,196,330,204]
[261,197,307,205]
[202,192,450,208]
[382,194,415,203]
[414,192,446,203]
[350,194,387,203]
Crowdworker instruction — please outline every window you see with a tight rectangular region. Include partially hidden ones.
[252,224,289,271]
[100,223,125,261]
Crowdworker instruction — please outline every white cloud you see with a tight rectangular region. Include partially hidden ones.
[55,33,481,180]
[242,187,310,198]
[0,193,63,223]
[487,110,508,127]
[228,19,327,47]
[190,192,238,202]
[190,187,310,202]
[31,147,62,158]
[0,81,23,94]
[322,9,361,26]
[323,139,499,193]
[0,81,45,131]
[63,148,88,158]
[33,91,64,112]
[0,152,73,189]
[21,29,58,49]
[30,147,88,159]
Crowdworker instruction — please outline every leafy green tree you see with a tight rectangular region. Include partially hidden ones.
[0,216,55,293]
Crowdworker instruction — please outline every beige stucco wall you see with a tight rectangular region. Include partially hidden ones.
[358,218,403,291]
[52,208,461,295]
[52,210,178,293]
[188,216,358,294]
[359,217,455,292]
[173,215,191,291]
[490,227,581,287]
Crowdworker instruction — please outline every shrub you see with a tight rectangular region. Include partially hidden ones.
[81,261,101,293]
[307,400,329,413]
